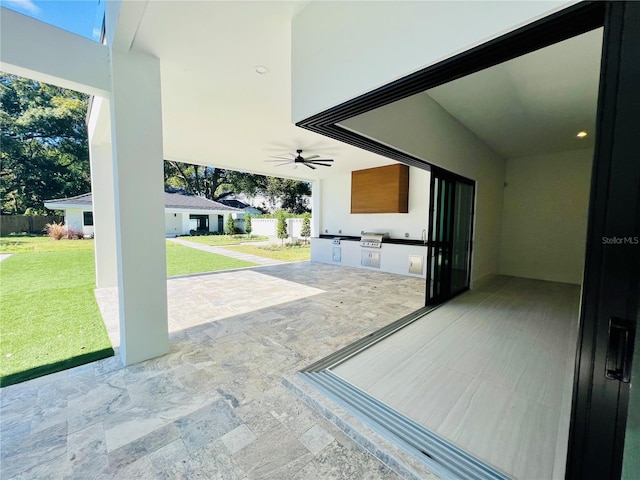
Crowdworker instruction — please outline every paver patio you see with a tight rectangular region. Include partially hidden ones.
[1,262,426,479]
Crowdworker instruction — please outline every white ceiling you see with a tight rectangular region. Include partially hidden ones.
[129,1,393,181]
[426,28,603,159]
[129,3,603,181]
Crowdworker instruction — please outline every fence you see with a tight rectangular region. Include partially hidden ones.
[249,217,311,241]
[0,215,64,236]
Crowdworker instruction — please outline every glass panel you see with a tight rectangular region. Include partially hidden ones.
[450,182,473,293]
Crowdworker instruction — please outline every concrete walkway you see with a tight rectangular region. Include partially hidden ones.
[168,237,284,266]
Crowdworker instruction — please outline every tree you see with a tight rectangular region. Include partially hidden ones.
[265,177,311,214]
[0,74,90,214]
[276,210,288,246]
[301,213,311,244]
[224,213,235,235]
[244,213,252,235]
[164,160,311,213]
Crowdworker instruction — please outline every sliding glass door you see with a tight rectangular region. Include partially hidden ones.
[426,167,474,306]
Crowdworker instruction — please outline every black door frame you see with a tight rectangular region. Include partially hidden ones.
[426,166,475,306]
[296,2,639,477]
[567,3,640,478]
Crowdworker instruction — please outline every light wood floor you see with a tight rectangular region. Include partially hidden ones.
[332,275,580,480]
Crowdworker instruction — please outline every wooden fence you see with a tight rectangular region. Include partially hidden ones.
[0,215,64,236]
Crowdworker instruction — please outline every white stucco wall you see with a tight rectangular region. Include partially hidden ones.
[318,166,430,240]
[165,212,182,236]
[65,208,84,233]
[292,1,574,121]
[499,149,593,284]
[340,94,505,285]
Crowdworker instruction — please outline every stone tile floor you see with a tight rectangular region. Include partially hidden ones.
[1,263,425,479]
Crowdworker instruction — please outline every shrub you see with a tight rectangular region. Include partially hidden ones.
[66,229,85,240]
[276,210,288,246]
[301,213,311,244]
[224,214,235,235]
[245,214,252,235]
[45,222,66,240]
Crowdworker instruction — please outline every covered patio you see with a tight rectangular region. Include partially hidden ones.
[0,263,425,479]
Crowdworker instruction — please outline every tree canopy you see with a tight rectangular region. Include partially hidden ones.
[0,73,311,216]
[0,73,90,215]
[164,161,311,214]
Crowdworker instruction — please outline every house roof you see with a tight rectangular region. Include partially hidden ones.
[44,192,242,212]
[218,199,250,209]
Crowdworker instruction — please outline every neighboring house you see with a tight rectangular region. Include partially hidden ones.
[44,191,243,237]
[217,197,263,215]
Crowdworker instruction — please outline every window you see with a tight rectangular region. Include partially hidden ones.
[83,211,94,226]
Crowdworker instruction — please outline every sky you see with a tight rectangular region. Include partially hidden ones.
[0,0,103,41]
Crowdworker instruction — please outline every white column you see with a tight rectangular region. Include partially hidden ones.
[312,180,321,237]
[89,142,118,288]
[88,97,118,288]
[109,48,169,365]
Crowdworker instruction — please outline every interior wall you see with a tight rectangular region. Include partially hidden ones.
[292,1,573,121]
[340,93,505,285]
[320,166,430,240]
[499,148,593,284]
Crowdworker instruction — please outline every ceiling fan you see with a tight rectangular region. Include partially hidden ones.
[265,149,334,170]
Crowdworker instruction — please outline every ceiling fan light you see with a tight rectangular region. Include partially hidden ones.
[576,130,588,138]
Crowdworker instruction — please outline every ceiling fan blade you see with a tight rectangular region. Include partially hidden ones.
[304,155,320,160]
[274,162,292,167]
[308,162,332,167]
[268,155,294,161]
[307,158,334,163]
[303,163,317,170]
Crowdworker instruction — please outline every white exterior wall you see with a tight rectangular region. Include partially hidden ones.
[292,1,574,121]
[318,166,430,240]
[243,217,310,240]
[207,215,217,233]
[289,219,303,239]
[65,208,84,233]
[165,212,182,236]
[499,149,593,284]
[251,218,276,237]
[340,95,505,285]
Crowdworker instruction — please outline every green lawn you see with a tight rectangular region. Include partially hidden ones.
[166,241,256,276]
[0,234,95,253]
[182,234,268,246]
[0,236,256,386]
[0,243,113,386]
[224,243,311,262]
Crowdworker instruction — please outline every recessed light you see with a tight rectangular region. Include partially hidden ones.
[576,131,588,138]
[254,65,269,74]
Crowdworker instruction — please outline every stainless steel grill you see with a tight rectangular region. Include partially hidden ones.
[360,232,387,248]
